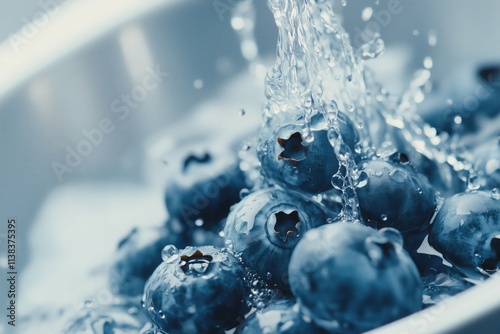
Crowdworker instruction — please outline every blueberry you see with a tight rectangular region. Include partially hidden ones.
[224,188,330,291]
[237,299,328,334]
[288,222,422,333]
[109,226,184,296]
[429,191,500,278]
[417,63,500,134]
[64,300,149,334]
[165,146,247,235]
[258,112,358,193]
[356,154,436,235]
[143,245,249,334]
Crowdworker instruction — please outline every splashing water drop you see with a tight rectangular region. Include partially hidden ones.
[357,35,385,60]
[361,7,373,21]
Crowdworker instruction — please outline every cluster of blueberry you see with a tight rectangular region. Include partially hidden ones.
[81,65,499,334]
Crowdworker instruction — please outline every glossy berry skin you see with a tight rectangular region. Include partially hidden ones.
[237,299,328,334]
[224,188,330,291]
[356,155,436,235]
[429,191,500,278]
[258,112,358,194]
[165,146,247,236]
[143,246,249,334]
[288,222,422,333]
[109,226,184,296]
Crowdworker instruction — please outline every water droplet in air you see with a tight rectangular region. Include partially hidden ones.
[380,214,388,221]
[193,79,203,89]
[428,30,438,46]
[423,56,433,69]
[361,7,373,21]
[357,35,385,60]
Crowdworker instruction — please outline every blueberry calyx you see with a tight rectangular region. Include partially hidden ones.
[481,235,500,272]
[180,250,214,274]
[273,210,301,242]
[183,153,212,171]
[277,132,307,161]
[389,152,410,165]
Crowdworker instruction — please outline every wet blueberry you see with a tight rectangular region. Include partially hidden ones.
[143,246,249,334]
[224,188,331,291]
[109,226,184,296]
[236,299,328,334]
[288,222,422,333]
[417,63,500,134]
[356,154,436,235]
[165,146,247,236]
[429,191,500,278]
[258,112,358,193]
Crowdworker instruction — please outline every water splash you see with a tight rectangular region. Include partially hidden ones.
[262,0,478,220]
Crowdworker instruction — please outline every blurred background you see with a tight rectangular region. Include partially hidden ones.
[0,0,500,332]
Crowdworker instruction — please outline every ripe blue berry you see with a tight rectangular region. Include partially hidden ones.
[165,146,247,235]
[429,191,500,278]
[258,112,358,193]
[224,188,330,291]
[288,222,422,333]
[143,246,249,334]
[356,154,436,235]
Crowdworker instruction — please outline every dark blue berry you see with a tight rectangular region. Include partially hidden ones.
[429,191,500,278]
[224,188,330,291]
[356,155,436,235]
[258,112,358,193]
[288,222,422,333]
[417,63,500,134]
[165,146,247,235]
[143,246,249,334]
